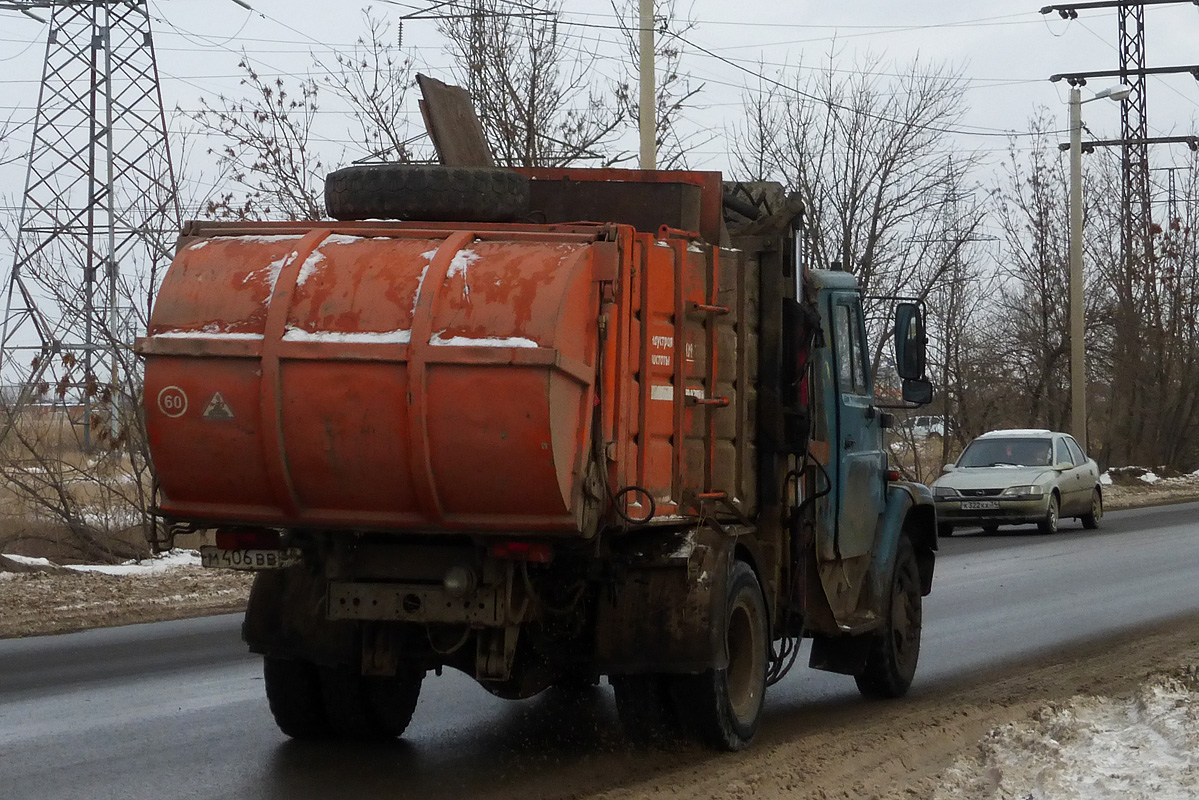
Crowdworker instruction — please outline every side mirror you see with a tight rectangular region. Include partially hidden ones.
[894,302,927,380]
[901,377,932,406]
[942,463,957,472]
[1053,462,1073,472]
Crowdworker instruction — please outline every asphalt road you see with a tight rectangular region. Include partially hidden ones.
[2,501,1197,800]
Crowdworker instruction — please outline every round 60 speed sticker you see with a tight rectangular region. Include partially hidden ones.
[157,386,188,418]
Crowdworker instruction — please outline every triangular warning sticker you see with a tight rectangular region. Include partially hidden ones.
[203,392,234,420]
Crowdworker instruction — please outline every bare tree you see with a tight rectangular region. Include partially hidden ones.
[735,53,982,312]
[439,0,625,167]
[315,10,419,163]
[190,57,326,221]
[612,0,704,169]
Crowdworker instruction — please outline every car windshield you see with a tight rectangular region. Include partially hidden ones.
[957,437,1052,468]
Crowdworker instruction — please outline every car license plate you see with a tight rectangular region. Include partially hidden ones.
[960,500,1000,511]
[199,545,301,571]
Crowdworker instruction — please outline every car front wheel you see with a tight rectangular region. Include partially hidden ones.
[1037,494,1060,535]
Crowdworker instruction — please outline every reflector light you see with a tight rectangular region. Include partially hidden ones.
[488,541,553,563]
[215,529,281,550]
[887,469,901,482]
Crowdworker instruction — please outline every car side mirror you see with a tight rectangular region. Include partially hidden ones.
[942,463,956,473]
[901,377,932,406]
[894,302,927,380]
[1053,462,1073,472]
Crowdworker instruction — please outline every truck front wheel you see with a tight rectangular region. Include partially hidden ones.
[672,560,769,751]
[855,536,922,699]
[263,657,330,740]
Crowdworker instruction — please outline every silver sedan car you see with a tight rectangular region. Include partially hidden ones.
[932,429,1102,536]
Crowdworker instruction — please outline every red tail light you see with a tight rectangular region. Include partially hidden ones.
[887,469,901,482]
[215,528,280,550]
[489,541,553,563]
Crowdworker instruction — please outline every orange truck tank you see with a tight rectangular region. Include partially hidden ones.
[140,208,755,535]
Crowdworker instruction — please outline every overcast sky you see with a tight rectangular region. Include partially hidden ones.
[1,1,1197,213]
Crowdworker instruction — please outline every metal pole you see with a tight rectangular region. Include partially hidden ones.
[638,0,655,170]
[1068,86,1088,447]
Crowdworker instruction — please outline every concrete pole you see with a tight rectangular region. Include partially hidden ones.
[638,0,655,170]
[1068,86,1087,447]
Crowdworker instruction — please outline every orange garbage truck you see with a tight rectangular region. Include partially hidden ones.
[138,165,937,751]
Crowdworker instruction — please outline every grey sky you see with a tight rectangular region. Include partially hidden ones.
[0,1,1196,211]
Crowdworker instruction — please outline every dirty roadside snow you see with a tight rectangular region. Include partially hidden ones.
[0,549,252,638]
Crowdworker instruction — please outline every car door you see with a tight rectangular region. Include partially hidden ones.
[1053,436,1083,514]
[828,293,885,559]
[1065,436,1098,505]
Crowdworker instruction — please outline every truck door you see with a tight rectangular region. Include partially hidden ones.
[828,294,886,559]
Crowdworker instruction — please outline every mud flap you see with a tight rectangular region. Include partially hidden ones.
[808,634,871,675]
[595,527,738,674]
[243,568,356,667]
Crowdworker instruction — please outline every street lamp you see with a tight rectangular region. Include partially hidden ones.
[1068,82,1130,449]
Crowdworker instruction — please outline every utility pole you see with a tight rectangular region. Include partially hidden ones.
[0,1,180,449]
[1042,0,1199,454]
[638,0,655,170]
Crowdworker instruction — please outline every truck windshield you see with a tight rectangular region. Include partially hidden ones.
[957,438,1052,468]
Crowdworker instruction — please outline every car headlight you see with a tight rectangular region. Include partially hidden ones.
[933,486,959,498]
[1001,485,1044,498]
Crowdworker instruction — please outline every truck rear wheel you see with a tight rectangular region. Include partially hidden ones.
[319,667,424,740]
[263,657,331,740]
[672,560,769,751]
[855,536,922,699]
[324,164,529,222]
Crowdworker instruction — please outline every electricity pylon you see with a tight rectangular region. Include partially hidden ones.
[0,0,179,449]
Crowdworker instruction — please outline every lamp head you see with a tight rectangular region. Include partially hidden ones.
[1094,84,1132,102]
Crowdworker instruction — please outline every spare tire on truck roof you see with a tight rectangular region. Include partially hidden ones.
[324,164,530,222]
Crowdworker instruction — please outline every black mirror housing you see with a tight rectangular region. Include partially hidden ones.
[902,378,933,406]
[894,302,927,380]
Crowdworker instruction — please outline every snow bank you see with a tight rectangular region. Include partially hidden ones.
[934,670,1199,800]
[1,549,201,576]
[65,549,201,576]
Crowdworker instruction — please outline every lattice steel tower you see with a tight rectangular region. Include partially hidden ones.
[0,0,179,447]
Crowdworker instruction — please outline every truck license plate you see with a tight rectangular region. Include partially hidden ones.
[200,545,300,571]
[960,500,1000,511]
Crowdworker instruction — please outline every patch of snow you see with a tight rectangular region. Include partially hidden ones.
[411,264,430,316]
[1100,472,1113,485]
[295,249,326,287]
[152,328,263,340]
[282,327,411,344]
[2,553,54,567]
[242,251,296,292]
[65,548,201,576]
[323,233,371,245]
[429,333,538,348]
[219,234,305,244]
[446,249,480,299]
[934,673,1199,800]
[187,240,209,251]
[1140,470,1161,484]
[421,249,439,261]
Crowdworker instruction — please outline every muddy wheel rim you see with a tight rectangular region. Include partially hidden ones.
[891,559,922,671]
[1092,492,1103,521]
[726,596,764,726]
[1047,498,1058,532]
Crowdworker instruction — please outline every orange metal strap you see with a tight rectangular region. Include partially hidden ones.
[405,229,474,524]
[260,228,332,517]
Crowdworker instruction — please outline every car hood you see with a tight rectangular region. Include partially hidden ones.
[933,466,1055,491]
